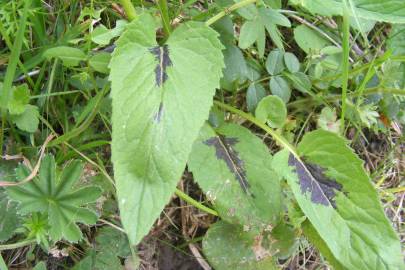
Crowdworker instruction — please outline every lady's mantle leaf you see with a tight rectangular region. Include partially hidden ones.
[0,160,20,242]
[7,155,102,242]
[272,130,402,270]
[109,13,224,245]
[0,192,20,242]
[188,123,281,230]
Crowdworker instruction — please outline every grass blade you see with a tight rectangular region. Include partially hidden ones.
[0,253,8,270]
[340,0,350,133]
[0,0,31,108]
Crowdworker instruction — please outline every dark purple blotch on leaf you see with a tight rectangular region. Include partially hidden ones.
[154,102,164,123]
[149,45,172,87]
[288,154,342,208]
[204,135,253,197]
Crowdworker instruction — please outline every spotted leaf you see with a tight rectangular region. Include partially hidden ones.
[272,130,402,270]
[188,123,281,230]
[109,13,224,245]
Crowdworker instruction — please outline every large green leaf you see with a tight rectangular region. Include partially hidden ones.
[188,123,281,230]
[272,130,403,270]
[302,220,346,270]
[388,24,405,56]
[203,221,278,270]
[290,0,405,23]
[109,13,224,245]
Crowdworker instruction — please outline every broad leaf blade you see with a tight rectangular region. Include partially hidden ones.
[272,130,403,270]
[188,123,281,230]
[302,220,347,270]
[203,221,278,270]
[291,0,405,23]
[388,24,405,56]
[109,13,224,245]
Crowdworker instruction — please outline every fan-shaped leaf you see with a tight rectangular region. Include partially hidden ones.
[0,192,19,242]
[7,155,102,242]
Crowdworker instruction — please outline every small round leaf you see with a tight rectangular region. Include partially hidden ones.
[255,95,287,128]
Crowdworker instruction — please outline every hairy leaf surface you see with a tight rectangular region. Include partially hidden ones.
[188,123,281,230]
[109,13,224,244]
[272,130,403,269]
[0,192,19,242]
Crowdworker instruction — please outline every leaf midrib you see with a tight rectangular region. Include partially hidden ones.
[216,135,249,193]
